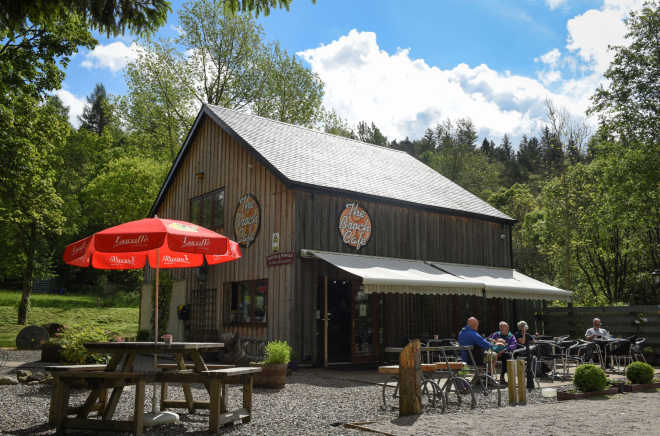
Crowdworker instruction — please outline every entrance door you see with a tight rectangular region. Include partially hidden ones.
[352,284,381,363]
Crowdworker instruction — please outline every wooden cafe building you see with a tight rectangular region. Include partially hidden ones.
[143,104,571,366]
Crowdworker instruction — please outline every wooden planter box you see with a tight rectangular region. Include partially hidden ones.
[622,382,660,392]
[40,344,63,362]
[250,363,287,389]
[557,388,619,401]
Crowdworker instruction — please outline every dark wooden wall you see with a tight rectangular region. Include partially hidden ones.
[147,115,295,343]
[292,190,515,363]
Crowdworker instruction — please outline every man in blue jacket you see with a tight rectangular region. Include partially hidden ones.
[458,317,492,367]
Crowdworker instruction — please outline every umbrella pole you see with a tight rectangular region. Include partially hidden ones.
[152,248,159,413]
[143,248,179,425]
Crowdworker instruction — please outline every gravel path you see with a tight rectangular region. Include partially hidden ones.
[1,352,658,436]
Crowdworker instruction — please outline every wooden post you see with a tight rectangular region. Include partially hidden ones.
[517,360,527,403]
[133,378,146,436]
[507,360,517,403]
[209,377,220,433]
[398,339,422,416]
[324,277,328,368]
[242,374,253,424]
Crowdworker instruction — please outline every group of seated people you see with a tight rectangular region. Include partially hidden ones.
[457,317,535,383]
[456,316,638,381]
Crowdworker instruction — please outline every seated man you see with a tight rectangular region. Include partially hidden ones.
[585,318,608,341]
[488,321,518,383]
[458,317,492,373]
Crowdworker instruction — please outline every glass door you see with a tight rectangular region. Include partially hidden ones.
[352,284,381,362]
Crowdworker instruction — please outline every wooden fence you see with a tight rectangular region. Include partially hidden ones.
[544,305,660,354]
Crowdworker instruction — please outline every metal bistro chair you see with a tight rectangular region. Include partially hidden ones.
[536,342,565,381]
[512,344,541,389]
[611,340,633,372]
[632,338,647,363]
[565,342,596,373]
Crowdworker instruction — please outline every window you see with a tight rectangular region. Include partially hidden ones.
[223,280,267,325]
[190,188,224,229]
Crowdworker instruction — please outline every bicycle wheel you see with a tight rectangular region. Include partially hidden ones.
[382,376,399,407]
[443,376,476,409]
[421,379,445,412]
[472,374,501,407]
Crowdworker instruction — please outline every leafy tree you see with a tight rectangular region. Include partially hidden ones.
[0,0,171,38]
[221,0,316,17]
[354,121,388,146]
[321,108,353,138]
[589,1,660,145]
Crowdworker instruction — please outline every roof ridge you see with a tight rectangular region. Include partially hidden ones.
[204,103,411,156]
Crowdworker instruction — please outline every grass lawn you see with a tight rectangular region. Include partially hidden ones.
[0,290,140,348]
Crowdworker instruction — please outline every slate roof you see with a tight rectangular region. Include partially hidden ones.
[151,104,514,223]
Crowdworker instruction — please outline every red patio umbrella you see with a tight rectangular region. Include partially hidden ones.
[63,216,241,421]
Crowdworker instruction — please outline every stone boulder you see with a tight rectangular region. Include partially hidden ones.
[0,376,19,385]
[16,370,32,378]
[27,372,46,382]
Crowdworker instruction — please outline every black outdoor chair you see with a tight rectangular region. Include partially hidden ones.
[611,340,632,371]
[535,342,565,381]
[632,338,646,363]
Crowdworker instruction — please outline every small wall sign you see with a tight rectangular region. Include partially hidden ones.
[233,194,260,248]
[338,203,372,250]
[272,233,280,251]
[267,252,294,267]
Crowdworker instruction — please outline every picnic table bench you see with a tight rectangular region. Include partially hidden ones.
[46,342,262,435]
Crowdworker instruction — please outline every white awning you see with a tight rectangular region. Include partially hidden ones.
[301,250,484,296]
[427,262,572,302]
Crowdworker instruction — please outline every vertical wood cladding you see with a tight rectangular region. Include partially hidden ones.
[149,115,294,344]
[292,191,513,363]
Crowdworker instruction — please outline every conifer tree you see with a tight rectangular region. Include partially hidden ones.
[79,83,110,136]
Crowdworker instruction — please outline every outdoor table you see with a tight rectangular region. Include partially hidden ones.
[583,338,625,370]
[51,342,224,436]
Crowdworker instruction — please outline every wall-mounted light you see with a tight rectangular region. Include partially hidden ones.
[247,164,253,170]
[501,234,506,240]
[196,171,204,179]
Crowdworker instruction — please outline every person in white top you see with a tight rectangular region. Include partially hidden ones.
[585,318,608,341]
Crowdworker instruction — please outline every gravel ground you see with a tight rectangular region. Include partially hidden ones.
[1,349,42,362]
[1,352,658,436]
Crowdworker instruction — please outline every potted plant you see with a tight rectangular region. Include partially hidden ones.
[161,333,173,344]
[641,347,655,365]
[557,364,618,400]
[622,362,660,392]
[250,340,291,389]
[288,350,300,371]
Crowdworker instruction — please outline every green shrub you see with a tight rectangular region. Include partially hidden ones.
[642,347,654,356]
[56,324,123,364]
[626,362,655,385]
[263,340,292,365]
[136,329,151,341]
[573,364,607,392]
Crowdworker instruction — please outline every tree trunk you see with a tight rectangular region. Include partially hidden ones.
[18,219,38,325]
[399,339,422,416]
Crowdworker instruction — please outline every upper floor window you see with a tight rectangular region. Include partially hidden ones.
[190,189,224,229]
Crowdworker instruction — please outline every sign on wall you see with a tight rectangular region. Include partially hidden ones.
[233,194,261,248]
[266,252,294,267]
[338,203,372,250]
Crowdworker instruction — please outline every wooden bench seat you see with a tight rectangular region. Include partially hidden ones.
[45,364,107,372]
[435,362,465,370]
[201,367,262,378]
[378,364,437,374]
[157,364,234,371]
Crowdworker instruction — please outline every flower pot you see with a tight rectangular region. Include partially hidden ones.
[622,382,660,392]
[642,354,655,365]
[557,388,619,400]
[250,363,287,389]
[288,360,299,371]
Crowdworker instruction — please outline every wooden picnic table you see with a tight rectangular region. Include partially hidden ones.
[49,342,260,436]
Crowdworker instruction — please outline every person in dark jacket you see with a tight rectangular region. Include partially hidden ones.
[458,317,492,373]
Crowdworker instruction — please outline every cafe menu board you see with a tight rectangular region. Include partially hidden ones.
[233,194,260,248]
[338,203,372,250]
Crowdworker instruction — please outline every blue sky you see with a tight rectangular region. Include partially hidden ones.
[56,0,644,145]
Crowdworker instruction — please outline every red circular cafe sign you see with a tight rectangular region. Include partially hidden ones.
[338,203,372,250]
[233,194,260,248]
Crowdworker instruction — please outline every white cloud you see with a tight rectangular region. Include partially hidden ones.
[51,89,86,127]
[546,0,568,10]
[538,48,561,68]
[565,0,645,74]
[170,24,183,35]
[81,42,141,72]
[298,30,586,144]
